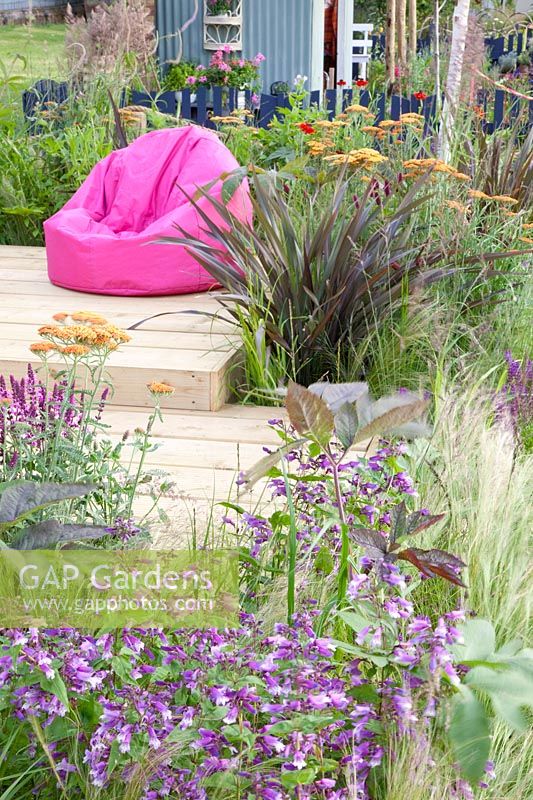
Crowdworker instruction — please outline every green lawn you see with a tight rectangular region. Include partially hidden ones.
[0,24,66,85]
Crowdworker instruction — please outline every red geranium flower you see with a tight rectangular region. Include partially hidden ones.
[355,79,368,88]
[337,79,347,87]
[413,91,428,101]
[299,122,315,134]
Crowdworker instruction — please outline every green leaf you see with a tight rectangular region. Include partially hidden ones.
[281,768,318,788]
[221,167,248,204]
[308,382,368,413]
[465,664,533,703]
[286,381,334,449]
[337,610,373,633]
[330,638,389,668]
[314,546,334,575]
[334,402,359,450]
[354,396,430,445]
[240,438,307,489]
[459,620,496,662]
[491,693,529,732]
[107,739,121,775]
[449,686,491,784]
[11,521,109,550]
[39,673,70,711]
[111,656,137,685]
[0,482,96,527]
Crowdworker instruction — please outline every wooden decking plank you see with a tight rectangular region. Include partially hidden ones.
[112,435,265,471]
[0,308,236,334]
[1,340,231,372]
[0,323,240,353]
[102,407,282,443]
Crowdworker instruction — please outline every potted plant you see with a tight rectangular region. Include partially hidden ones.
[206,0,233,16]
[164,61,199,92]
[498,51,517,75]
[517,51,531,75]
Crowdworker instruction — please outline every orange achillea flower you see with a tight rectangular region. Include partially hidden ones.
[60,345,91,356]
[52,312,69,322]
[468,189,490,200]
[38,325,64,338]
[378,119,398,129]
[450,171,471,182]
[98,324,131,344]
[518,236,533,244]
[522,222,533,229]
[147,381,175,395]
[29,342,57,354]
[399,112,424,123]
[324,147,387,170]
[445,200,468,214]
[491,195,519,205]
[307,141,329,155]
[503,210,519,218]
[361,125,385,137]
[71,311,109,325]
[211,116,244,125]
[345,104,369,113]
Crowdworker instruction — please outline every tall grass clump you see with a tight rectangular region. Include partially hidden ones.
[413,387,531,641]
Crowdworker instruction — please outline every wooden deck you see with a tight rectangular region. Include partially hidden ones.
[0,246,281,541]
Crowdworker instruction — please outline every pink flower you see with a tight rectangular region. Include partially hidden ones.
[198,75,207,83]
[185,76,197,85]
[223,44,232,54]
[251,93,260,107]
[253,53,266,66]
[238,59,245,67]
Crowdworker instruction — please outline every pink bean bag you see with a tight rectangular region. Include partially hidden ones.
[44,125,252,296]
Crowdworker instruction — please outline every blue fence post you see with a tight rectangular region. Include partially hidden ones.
[422,95,437,136]
[342,88,353,110]
[325,89,337,119]
[390,94,401,120]
[257,93,278,128]
[196,86,208,125]
[493,89,505,131]
[212,85,224,117]
[309,90,321,109]
[180,89,192,120]
[375,92,386,124]
[359,89,370,108]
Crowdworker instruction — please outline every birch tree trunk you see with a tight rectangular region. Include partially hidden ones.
[397,0,407,70]
[408,0,417,62]
[439,0,471,161]
[386,0,397,87]
[434,0,441,112]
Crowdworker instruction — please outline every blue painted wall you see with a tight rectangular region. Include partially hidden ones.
[156,0,322,92]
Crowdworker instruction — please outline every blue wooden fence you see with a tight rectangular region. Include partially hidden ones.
[22,83,533,136]
[371,31,533,62]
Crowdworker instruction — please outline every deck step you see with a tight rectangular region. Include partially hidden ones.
[0,246,241,411]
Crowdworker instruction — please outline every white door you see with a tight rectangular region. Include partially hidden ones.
[336,1,374,84]
[336,0,354,85]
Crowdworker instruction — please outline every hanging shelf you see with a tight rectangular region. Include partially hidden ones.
[203,0,243,51]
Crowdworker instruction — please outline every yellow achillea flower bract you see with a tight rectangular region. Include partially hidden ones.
[344,104,369,113]
[211,116,244,125]
[445,200,468,214]
[468,189,490,200]
[71,311,109,325]
[491,195,519,205]
[147,382,175,395]
[60,345,91,356]
[361,125,384,136]
[29,342,57,354]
